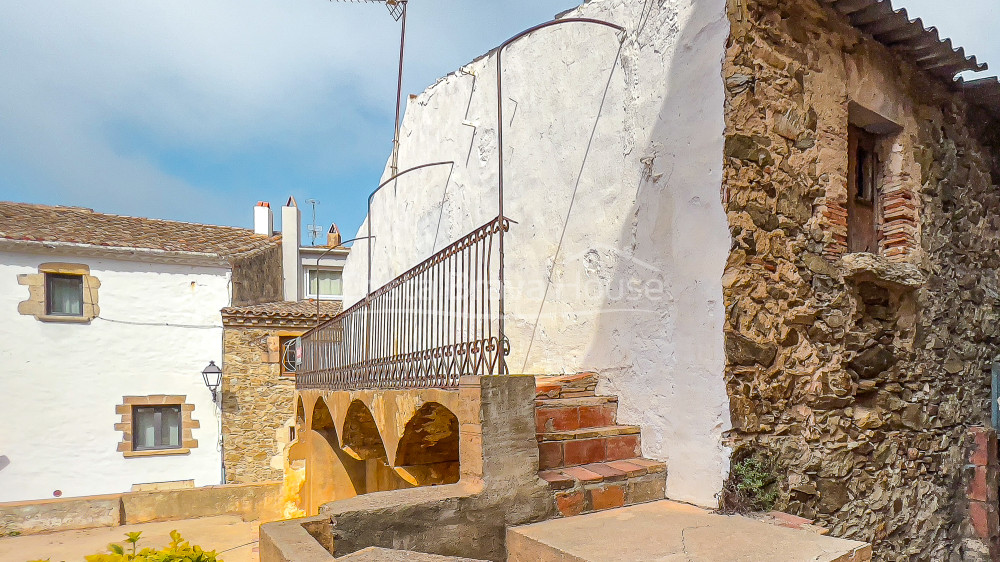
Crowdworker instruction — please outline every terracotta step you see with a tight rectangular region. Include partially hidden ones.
[538,458,667,517]
[537,426,642,469]
[535,396,618,432]
[535,373,599,400]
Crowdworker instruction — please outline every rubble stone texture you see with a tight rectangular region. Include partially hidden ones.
[222,327,296,483]
[723,0,1000,559]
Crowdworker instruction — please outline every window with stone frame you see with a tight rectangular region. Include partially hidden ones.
[116,396,198,457]
[18,263,100,323]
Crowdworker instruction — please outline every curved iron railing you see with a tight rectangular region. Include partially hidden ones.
[297,216,509,390]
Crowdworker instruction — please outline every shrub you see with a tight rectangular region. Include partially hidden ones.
[720,449,780,514]
[70,530,220,562]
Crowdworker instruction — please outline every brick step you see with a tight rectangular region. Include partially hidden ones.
[538,426,642,469]
[535,372,599,400]
[534,396,618,432]
[538,458,667,517]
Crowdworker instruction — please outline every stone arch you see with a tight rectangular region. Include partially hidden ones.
[341,399,411,493]
[393,402,460,486]
[311,398,335,436]
[341,400,389,461]
[293,397,366,516]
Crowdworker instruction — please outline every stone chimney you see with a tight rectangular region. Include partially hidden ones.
[281,196,301,301]
[327,223,342,248]
[253,201,273,235]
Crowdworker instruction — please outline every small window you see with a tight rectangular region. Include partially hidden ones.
[847,126,880,254]
[45,273,84,316]
[306,269,343,299]
[132,406,182,451]
[280,336,299,376]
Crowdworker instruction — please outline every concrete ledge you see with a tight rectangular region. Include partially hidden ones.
[0,481,282,536]
[260,515,336,562]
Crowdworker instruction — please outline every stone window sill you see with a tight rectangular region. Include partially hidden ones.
[839,252,924,291]
[123,448,191,458]
[37,314,92,324]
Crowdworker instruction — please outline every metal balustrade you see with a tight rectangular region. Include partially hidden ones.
[296,216,509,390]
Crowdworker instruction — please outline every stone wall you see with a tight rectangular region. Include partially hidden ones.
[722,0,1000,559]
[223,327,298,483]
[231,244,283,307]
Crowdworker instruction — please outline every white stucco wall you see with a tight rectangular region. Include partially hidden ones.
[0,251,228,502]
[340,0,731,506]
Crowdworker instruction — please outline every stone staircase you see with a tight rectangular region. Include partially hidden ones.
[534,373,667,517]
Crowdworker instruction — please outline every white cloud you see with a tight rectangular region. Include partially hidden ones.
[0,0,577,227]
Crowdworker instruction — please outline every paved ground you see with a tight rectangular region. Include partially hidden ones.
[0,515,260,562]
[507,500,872,562]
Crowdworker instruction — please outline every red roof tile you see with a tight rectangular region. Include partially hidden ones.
[0,201,279,259]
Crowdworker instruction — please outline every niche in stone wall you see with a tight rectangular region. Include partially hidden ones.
[844,263,920,409]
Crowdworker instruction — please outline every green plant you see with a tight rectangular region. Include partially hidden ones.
[720,451,780,514]
[82,530,221,562]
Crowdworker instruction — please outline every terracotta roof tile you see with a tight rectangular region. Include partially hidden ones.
[222,300,343,328]
[0,201,279,258]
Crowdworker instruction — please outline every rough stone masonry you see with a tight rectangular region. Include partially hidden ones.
[722,0,1000,559]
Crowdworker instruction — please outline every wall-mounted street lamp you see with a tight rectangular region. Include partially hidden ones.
[201,360,223,403]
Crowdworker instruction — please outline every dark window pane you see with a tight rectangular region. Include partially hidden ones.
[133,407,157,450]
[132,405,183,451]
[46,274,83,316]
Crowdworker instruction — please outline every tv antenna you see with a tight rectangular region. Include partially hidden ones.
[329,0,409,176]
[306,199,322,246]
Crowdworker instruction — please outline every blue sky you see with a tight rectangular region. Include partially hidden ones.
[1,1,997,243]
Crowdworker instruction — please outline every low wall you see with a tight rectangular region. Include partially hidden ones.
[0,481,282,536]
[0,494,122,536]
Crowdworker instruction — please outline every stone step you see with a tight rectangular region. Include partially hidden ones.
[535,373,599,400]
[537,426,642,469]
[534,396,618,432]
[537,458,667,517]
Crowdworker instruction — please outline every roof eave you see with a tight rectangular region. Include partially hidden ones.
[0,238,233,268]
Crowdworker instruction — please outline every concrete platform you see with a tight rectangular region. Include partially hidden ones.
[507,500,872,562]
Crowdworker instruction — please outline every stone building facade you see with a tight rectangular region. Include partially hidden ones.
[722,0,1000,559]
[221,301,341,484]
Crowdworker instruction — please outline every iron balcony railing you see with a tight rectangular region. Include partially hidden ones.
[296,216,510,390]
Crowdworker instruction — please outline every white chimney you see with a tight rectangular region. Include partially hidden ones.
[281,196,302,301]
[253,201,273,235]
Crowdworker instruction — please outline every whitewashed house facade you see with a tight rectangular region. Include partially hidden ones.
[0,202,281,502]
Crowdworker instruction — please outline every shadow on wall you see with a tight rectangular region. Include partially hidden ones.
[288,396,460,515]
[0,455,9,472]
[574,0,731,507]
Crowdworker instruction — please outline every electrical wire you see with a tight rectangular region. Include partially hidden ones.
[95,316,222,329]
[217,539,259,554]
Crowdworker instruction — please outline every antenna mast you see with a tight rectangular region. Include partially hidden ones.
[306,199,322,246]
